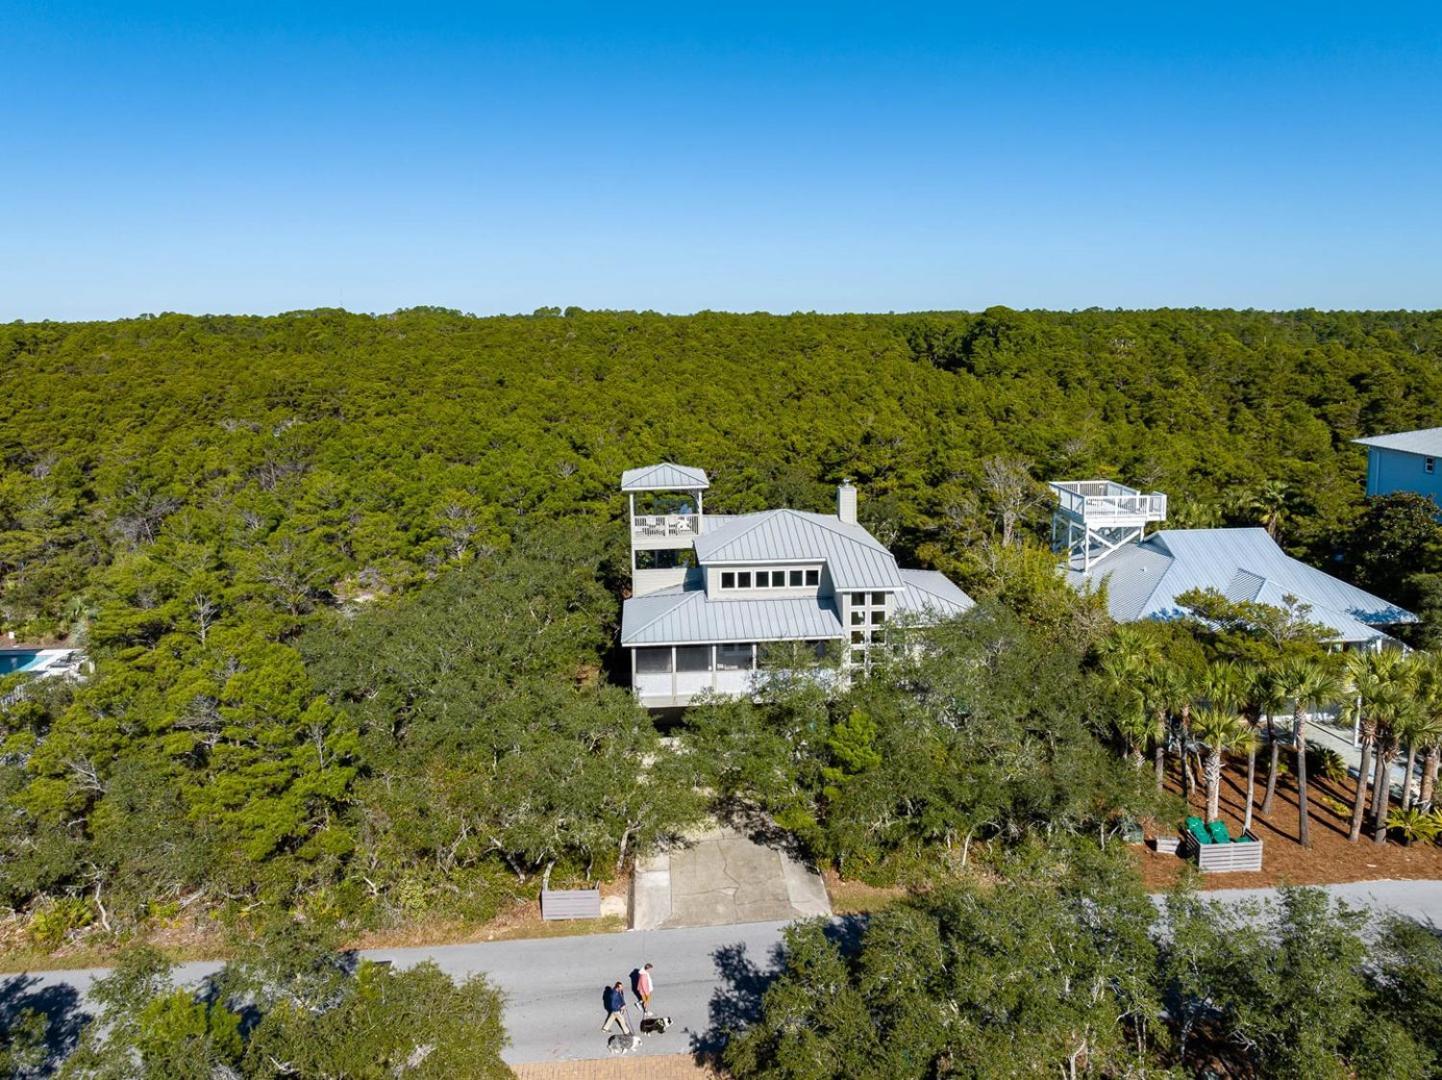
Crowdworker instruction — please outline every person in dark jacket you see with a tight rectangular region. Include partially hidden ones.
[601,980,632,1034]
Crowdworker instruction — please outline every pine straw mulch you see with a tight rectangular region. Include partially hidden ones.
[1135,757,1442,891]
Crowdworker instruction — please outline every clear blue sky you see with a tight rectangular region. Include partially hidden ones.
[3,2,1440,319]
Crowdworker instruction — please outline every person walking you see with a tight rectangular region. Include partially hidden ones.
[636,963,655,1016]
[601,981,632,1034]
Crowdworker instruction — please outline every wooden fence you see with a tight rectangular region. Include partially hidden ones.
[1187,831,1264,873]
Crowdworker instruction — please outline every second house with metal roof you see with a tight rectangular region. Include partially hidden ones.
[619,463,974,708]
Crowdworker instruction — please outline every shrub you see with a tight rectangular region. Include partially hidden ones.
[27,896,93,948]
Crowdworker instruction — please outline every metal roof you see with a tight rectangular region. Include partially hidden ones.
[621,589,845,646]
[1071,527,1415,642]
[894,570,976,619]
[620,463,710,491]
[1354,428,1442,458]
[693,509,906,590]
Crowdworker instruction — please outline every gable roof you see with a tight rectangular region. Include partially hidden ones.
[1071,527,1415,643]
[621,588,845,646]
[1354,428,1442,458]
[620,463,710,491]
[693,509,906,590]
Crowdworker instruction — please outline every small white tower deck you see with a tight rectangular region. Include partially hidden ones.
[1049,480,1167,573]
[622,463,709,596]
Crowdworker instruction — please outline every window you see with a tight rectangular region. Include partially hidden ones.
[1428,457,1437,475]
[737,571,752,588]
[635,647,672,674]
[871,610,885,625]
[716,643,753,670]
[789,569,803,587]
[851,592,866,606]
[807,640,829,660]
[851,610,864,625]
[635,548,696,570]
[852,630,864,644]
[721,571,735,589]
[851,648,866,665]
[676,645,711,672]
[871,592,886,606]
[772,570,787,587]
[805,569,819,586]
[754,572,769,589]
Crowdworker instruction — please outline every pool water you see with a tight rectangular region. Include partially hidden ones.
[0,651,39,675]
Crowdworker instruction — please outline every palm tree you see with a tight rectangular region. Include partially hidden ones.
[1256,665,1289,818]
[1413,654,1442,809]
[1369,664,1420,845]
[1342,649,1409,842]
[1236,662,1269,833]
[1241,479,1290,539]
[1204,661,1258,830]
[1271,653,1343,848]
[1100,652,1151,767]
[1192,708,1252,824]
[1098,626,1164,781]
[1149,664,1196,798]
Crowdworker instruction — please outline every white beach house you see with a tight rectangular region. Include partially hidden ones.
[619,463,974,708]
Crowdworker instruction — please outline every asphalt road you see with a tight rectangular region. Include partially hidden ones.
[12,879,1442,1066]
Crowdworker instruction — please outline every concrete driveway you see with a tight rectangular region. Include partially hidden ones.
[632,827,831,930]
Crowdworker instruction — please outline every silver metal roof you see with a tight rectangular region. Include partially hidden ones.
[1354,427,1442,458]
[894,570,975,619]
[1071,527,1415,642]
[620,463,710,491]
[621,589,844,646]
[693,509,905,590]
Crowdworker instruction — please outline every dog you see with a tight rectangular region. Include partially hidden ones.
[607,1032,642,1054]
[640,1014,673,1035]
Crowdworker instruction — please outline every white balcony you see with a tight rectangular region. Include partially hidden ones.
[632,513,700,539]
[1050,480,1167,526]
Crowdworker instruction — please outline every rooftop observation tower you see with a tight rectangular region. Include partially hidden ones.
[1049,479,1167,573]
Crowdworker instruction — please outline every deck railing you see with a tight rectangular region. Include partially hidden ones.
[1052,484,1167,521]
[632,513,699,537]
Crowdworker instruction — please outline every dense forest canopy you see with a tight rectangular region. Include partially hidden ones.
[3,306,1440,637]
[2,306,1441,944]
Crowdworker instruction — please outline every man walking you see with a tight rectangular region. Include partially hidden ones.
[601,980,632,1034]
[636,963,655,1016]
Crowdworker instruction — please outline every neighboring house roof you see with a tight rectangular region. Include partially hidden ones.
[1069,527,1416,643]
[621,588,844,646]
[1354,428,1442,458]
[620,462,710,491]
[894,570,976,620]
[694,509,906,590]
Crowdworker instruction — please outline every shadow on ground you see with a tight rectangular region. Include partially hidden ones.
[0,974,89,1077]
[688,915,867,1062]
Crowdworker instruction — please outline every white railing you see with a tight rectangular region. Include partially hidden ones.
[1051,483,1166,521]
[632,514,699,538]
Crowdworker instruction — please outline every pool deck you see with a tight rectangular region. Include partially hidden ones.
[0,648,84,678]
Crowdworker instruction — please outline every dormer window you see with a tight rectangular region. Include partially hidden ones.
[805,569,819,586]
[722,572,735,589]
[737,571,752,588]
[789,570,804,586]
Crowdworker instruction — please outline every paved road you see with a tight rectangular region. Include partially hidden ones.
[12,879,1442,1066]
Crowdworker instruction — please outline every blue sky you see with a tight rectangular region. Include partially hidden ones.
[3,2,1440,319]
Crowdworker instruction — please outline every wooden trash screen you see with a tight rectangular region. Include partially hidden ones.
[541,888,602,920]
[1186,831,1264,872]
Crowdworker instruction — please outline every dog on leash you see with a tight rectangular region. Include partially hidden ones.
[607,1032,642,1054]
[640,1015,673,1035]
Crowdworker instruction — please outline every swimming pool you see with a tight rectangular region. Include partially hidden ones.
[0,650,40,675]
